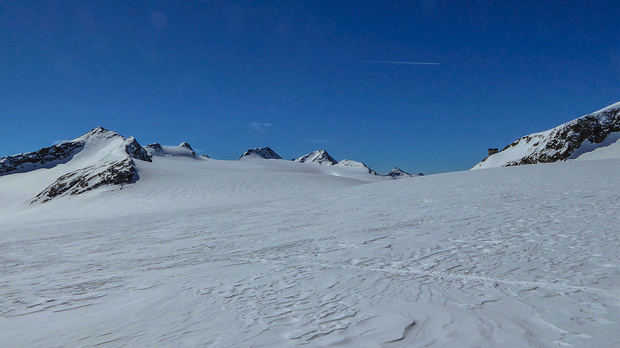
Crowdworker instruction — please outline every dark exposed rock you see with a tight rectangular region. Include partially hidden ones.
[0,141,84,176]
[32,158,138,203]
[124,137,152,162]
[145,143,165,156]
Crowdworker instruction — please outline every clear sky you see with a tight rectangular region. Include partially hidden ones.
[1,1,618,174]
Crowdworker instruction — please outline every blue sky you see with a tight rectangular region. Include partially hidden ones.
[1,1,618,174]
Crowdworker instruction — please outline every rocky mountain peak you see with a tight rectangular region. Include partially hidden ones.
[386,167,421,178]
[293,150,338,165]
[472,102,620,169]
[239,147,282,160]
[179,142,194,151]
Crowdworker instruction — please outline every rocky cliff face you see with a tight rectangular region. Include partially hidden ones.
[472,102,620,169]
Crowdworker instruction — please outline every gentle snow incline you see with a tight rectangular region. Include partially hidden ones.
[0,159,618,347]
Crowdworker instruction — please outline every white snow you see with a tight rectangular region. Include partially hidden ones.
[0,151,618,347]
[573,132,620,161]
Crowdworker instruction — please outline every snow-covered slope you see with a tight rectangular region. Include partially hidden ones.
[473,102,620,169]
[0,157,618,347]
[239,147,282,160]
[293,149,338,165]
[338,159,379,175]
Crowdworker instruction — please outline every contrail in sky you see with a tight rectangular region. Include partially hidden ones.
[360,60,441,65]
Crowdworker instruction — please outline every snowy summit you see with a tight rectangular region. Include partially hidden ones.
[293,149,338,165]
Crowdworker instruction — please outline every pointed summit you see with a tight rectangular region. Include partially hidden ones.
[179,142,194,151]
[239,147,282,160]
[293,150,337,165]
[78,127,120,141]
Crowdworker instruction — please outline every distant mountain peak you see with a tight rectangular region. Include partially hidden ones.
[79,127,120,141]
[239,147,282,160]
[386,167,422,178]
[293,149,337,165]
[179,142,194,151]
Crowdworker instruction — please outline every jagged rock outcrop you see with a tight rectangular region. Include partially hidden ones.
[472,102,620,169]
[124,137,151,162]
[32,158,139,203]
[293,150,338,165]
[0,141,84,176]
[145,143,166,156]
[337,159,378,176]
[239,147,282,160]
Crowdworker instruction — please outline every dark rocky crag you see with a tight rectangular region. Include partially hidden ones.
[0,141,84,176]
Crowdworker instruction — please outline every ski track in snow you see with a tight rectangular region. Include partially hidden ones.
[0,159,619,347]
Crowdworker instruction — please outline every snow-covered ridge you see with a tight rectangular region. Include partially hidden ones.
[337,159,379,176]
[472,102,620,169]
[145,142,202,159]
[239,147,282,160]
[293,150,423,178]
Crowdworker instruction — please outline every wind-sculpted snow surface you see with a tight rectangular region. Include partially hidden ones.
[473,102,620,169]
[0,158,618,347]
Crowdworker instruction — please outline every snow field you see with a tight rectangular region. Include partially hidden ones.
[0,157,618,346]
